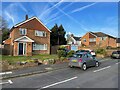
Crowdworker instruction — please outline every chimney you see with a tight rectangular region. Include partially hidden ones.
[25,15,28,20]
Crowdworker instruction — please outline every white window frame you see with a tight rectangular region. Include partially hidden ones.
[89,38,96,42]
[33,43,47,50]
[19,28,27,35]
[35,30,46,37]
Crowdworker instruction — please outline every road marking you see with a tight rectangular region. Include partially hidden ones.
[0,80,13,85]
[0,71,12,75]
[93,66,111,73]
[42,76,77,88]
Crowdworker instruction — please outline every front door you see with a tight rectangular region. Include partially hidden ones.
[19,43,26,55]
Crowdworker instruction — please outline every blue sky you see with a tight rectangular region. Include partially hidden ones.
[2,2,118,37]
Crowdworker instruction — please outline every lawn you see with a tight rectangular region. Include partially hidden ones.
[2,54,58,64]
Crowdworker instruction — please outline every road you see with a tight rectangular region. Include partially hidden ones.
[2,58,120,89]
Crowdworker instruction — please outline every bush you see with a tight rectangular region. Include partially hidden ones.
[67,50,75,57]
[57,50,66,59]
[95,48,107,55]
[59,46,66,50]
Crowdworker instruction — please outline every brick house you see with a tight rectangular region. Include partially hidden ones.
[81,32,117,48]
[3,15,50,56]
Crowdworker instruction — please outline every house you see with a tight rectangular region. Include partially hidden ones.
[116,38,120,47]
[67,34,81,45]
[81,32,117,48]
[3,15,50,56]
[66,34,81,51]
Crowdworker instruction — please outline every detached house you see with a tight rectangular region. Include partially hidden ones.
[81,32,117,48]
[3,15,50,56]
[66,34,81,51]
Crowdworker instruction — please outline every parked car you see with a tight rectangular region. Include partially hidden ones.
[68,52,99,71]
[111,51,120,59]
[76,50,96,57]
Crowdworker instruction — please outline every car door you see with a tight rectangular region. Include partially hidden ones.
[87,53,95,66]
[83,54,91,67]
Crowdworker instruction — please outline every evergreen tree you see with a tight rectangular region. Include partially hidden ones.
[0,16,9,44]
[50,24,67,46]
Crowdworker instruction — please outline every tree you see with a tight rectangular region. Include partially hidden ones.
[58,25,67,45]
[0,16,9,44]
[50,24,67,46]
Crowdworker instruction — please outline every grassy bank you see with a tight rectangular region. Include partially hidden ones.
[2,54,58,64]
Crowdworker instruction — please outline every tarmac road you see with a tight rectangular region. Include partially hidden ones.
[2,58,120,89]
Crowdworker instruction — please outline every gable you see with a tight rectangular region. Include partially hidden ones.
[14,36,34,42]
[13,17,51,32]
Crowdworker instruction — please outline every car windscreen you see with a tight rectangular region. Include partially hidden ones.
[112,52,118,54]
[73,54,82,58]
[117,51,120,54]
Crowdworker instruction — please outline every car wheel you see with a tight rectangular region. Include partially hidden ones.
[95,62,99,67]
[82,63,87,71]
[69,65,73,68]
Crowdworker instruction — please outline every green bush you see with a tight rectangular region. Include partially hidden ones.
[57,50,66,59]
[95,48,107,55]
[67,50,75,57]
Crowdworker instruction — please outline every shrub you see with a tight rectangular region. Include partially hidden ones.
[59,46,66,50]
[67,50,75,57]
[57,50,66,59]
[95,48,107,55]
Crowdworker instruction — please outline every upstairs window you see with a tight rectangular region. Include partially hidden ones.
[35,30,46,37]
[89,38,96,42]
[19,28,27,35]
[83,39,86,42]
[100,37,107,41]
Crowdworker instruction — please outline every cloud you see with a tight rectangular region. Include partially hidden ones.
[71,2,97,13]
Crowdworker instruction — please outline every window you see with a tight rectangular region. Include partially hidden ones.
[33,43,47,50]
[83,39,86,42]
[89,38,96,42]
[35,30,46,37]
[19,28,27,35]
[100,37,107,41]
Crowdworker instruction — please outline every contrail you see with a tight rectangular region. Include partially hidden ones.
[45,2,73,25]
[71,2,97,13]
[39,0,64,18]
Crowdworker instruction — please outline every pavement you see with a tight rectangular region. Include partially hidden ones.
[1,57,120,89]
[1,62,68,79]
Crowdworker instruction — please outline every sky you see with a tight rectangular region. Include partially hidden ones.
[2,1,118,37]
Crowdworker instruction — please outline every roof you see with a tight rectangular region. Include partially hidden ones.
[3,38,11,44]
[116,38,120,43]
[11,16,51,32]
[73,36,81,41]
[90,32,116,39]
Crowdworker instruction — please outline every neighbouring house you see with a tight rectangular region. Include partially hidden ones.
[81,32,117,48]
[66,34,81,51]
[116,38,120,47]
[3,15,50,56]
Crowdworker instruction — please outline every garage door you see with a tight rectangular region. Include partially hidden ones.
[71,45,78,51]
